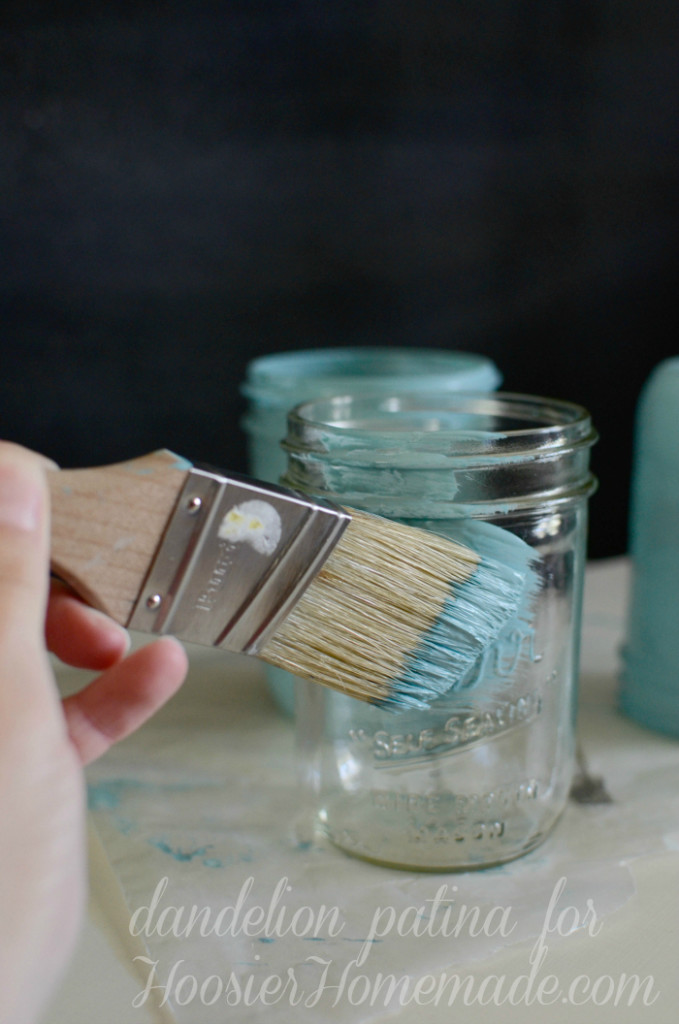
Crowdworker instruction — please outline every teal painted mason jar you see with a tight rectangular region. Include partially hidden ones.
[282,391,597,870]
[621,358,679,736]
[241,347,502,715]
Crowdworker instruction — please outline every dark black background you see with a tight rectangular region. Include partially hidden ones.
[1,1,677,557]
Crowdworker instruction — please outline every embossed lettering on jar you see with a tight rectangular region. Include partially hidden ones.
[285,392,597,870]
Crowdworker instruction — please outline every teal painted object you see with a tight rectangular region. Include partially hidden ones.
[621,358,679,736]
[241,347,502,715]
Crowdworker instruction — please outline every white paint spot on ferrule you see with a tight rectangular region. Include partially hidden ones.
[218,500,282,556]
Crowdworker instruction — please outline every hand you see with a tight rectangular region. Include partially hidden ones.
[0,442,188,1024]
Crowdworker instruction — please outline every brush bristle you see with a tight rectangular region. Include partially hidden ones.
[259,509,535,709]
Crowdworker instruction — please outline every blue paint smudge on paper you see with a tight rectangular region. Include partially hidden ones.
[88,781,129,809]
[87,777,209,812]
[146,840,224,868]
[87,778,164,810]
[149,839,214,863]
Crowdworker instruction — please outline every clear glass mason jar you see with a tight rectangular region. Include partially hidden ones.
[241,347,501,715]
[282,392,598,871]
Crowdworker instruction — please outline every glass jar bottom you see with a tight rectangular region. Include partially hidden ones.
[316,795,564,872]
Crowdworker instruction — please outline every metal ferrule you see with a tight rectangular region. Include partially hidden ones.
[128,466,351,653]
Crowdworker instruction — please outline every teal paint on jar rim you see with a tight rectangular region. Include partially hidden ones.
[282,391,598,519]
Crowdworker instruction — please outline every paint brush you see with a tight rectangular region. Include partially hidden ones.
[48,450,536,709]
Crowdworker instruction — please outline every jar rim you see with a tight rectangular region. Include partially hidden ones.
[242,348,501,402]
[284,390,597,462]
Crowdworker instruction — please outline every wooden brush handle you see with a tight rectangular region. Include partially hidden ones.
[48,450,190,626]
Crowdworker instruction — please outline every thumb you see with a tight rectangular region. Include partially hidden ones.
[0,442,52,662]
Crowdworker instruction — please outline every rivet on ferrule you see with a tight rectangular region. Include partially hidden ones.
[186,496,202,514]
[146,593,163,611]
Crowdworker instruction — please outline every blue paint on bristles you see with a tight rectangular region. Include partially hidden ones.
[389,520,539,710]
[260,510,539,710]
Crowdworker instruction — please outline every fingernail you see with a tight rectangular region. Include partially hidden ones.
[0,469,42,532]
